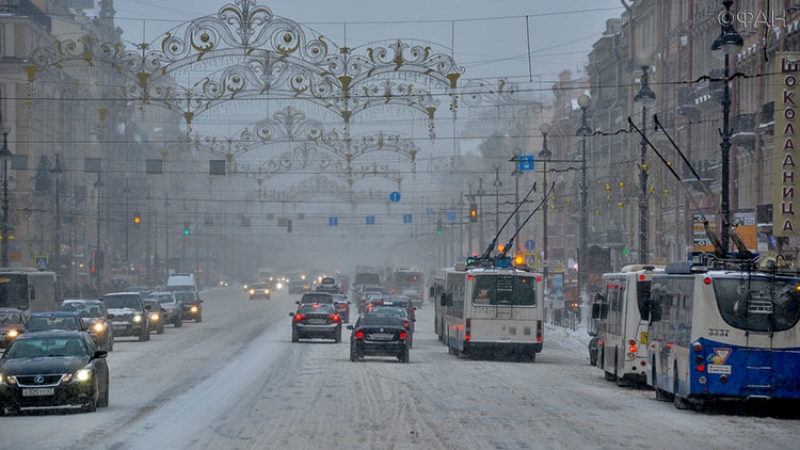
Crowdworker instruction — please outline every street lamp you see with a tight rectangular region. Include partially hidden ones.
[477,177,485,250]
[93,173,104,287]
[0,126,13,267]
[711,0,743,251]
[164,194,170,280]
[123,179,131,265]
[511,148,523,241]
[634,65,656,264]
[51,154,65,277]
[538,123,552,286]
[576,94,592,304]
[493,160,502,241]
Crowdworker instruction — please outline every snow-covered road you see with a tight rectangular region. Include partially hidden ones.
[1,287,798,449]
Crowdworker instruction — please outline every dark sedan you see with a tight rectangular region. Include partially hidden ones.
[60,300,114,352]
[0,331,109,415]
[330,294,351,323]
[348,314,409,363]
[289,303,342,343]
[174,290,203,323]
[0,309,26,349]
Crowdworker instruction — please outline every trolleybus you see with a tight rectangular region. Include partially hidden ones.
[436,259,544,361]
[589,265,662,385]
[647,254,800,408]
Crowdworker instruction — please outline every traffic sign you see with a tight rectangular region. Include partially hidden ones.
[542,259,562,268]
[524,239,536,251]
[403,214,413,224]
[389,191,401,203]
[446,211,457,222]
[426,208,434,215]
[329,217,338,226]
[366,216,376,225]
[518,155,535,171]
[522,251,538,268]
[34,255,48,271]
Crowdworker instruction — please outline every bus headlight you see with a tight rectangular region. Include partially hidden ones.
[133,314,142,323]
[93,322,105,333]
[7,329,19,338]
[75,369,91,382]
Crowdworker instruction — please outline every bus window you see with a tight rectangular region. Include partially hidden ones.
[472,275,536,306]
[714,277,800,332]
[636,281,652,321]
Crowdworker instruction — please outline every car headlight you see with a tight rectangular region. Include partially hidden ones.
[276,282,283,289]
[249,289,255,295]
[93,322,105,333]
[75,369,91,382]
[190,305,198,313]
[7,329,19,338]
[150,313,160,321]
[133,314,142,323]
[265,289,270,295]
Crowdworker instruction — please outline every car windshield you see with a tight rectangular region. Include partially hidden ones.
[61,303,104,319]
[301,293,332,304]
[368,306,407,318]
[358,315,403,328]
[5,336,87,358]
[26,316,79,331]
[174,292,197,303]
[0,311,24,324]
[103,295,143,310]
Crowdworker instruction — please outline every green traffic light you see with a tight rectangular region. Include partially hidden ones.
[436,230,442,235]
[184,229,190,236]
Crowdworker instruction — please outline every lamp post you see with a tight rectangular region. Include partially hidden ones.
[0,127,13,267]
[52,154,65,277]
[711,0,743,252]
[123,179,131,265]
[538,123,552,299]
[576,94,592,304]
[477,178,485,250]
[511,148,523,241]
[634,65,656,264]
[93,173,104,287]
[493,161,502,241]
[164,194,170,280]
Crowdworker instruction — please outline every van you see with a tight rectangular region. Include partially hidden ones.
[166,273,197,292]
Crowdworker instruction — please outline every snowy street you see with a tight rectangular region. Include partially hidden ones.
[1,287,798,450]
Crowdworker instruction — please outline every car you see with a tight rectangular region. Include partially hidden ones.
[383,296,417,325]
[143,299,165,334]
[144,291,182,328]
[296,292,334,307]
[316,276,340,294]
[0,331,109,415]
[0,308,26,349]
[288,279,310,295]
[347,314,409,363]
[174,290,203,323]
[330,294,351,323]
[358,291,384,314]
[25,311,86,333]
[289,303,342,343]
[365,304,414,348]
[102,292,151,342]
[60,300,114,351]
[248,283,271,300]
[401,289,424,309]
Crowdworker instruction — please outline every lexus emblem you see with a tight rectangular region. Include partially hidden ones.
[380,327,384,333]
[34,375,45,385]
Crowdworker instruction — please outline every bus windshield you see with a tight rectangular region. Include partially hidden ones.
[472,274,536,306]
[713,276,800,332]
[0,275,29,309]
[636,281,653,321]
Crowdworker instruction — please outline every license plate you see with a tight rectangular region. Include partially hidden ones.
[22,388,54,397]
[369,333,393,341]
[308,319,327,325]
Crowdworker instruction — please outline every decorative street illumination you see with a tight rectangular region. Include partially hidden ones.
[576,94,592,304]
[538,123,552,285]
[634,65,655,264]
[0,124,13,267]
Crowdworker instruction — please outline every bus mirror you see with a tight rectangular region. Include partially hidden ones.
[446,293,453,307]
[29,287,36,300]
[429,286,435,299]
[439,293,447,307]
[591,303,602,320]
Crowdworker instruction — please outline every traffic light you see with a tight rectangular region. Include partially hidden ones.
[514,254,525,266]
[183,222,191,235]
[436,219,443,235]
[469,203,478,223]
[133,213,141,226]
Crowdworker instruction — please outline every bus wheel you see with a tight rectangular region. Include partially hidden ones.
[673,363,692,410]
[604,371,617,382]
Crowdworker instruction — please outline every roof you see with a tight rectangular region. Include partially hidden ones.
[29,311,79,317]
[14,330,86,340]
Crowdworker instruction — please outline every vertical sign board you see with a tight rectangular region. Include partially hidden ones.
[692,213,716,252]
[775,53,800,237]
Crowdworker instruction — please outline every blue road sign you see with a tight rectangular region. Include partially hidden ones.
[426,208,434,215]
[446,211,457,222]
[34,255,49,271]
[524,239,536,251]
[519,155,535,171]
[403,214,413,224]
[366,216,376,225]
[389,191,401,203]
[328,217,338,226]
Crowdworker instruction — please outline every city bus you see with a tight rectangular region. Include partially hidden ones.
[431,268,455,341]
[388,267,424,304]
[589,265,663,386]
[647,255,800,408]
[436,260,544,361]
[0,268,60,316]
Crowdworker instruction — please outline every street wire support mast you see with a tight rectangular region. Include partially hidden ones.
[93,173,104,286]
[0,126,12,267]
[52,154,65,278]
[711,0,743,251]
[538,123,552,295]
[576,95,592,304]
[493,161,502,241]
[634,65,656,264]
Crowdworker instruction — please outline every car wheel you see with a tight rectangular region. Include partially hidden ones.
[138,327,147,342]
[350,349,357,362]
[400,349,410,363]
[157,323,164,334]
[291,327,299,343]
[195,312,203,323]
[106,337,114,352]
[335,329,342,343]
[175,316,182,328]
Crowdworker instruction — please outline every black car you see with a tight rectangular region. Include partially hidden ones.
[347,314,409,363]
[174,290,203,323]
[60,300,114,351]
[289,303,342,343]
[330,294,351,323]
[0,331,110,415]
[102,292,151,342]
[25,312,86,333]
[248,283,271,300]
[296,292,334,307]
[288,279,310,295]
[0,308,25,349]
[143,299,165,334]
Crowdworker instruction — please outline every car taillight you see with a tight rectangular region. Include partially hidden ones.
[338,304,346,309]
[399,331,408,340]
[355,330,365,339]
[294,313,306,322]
[329,314,340,322]
[403,320,410,329]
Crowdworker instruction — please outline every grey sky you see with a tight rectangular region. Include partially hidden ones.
[111,0,625,85]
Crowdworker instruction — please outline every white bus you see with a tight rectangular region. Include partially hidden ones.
[436,262,544,361]
[647,256,800,408]
[0,268,60,316]
[589,265,662,386]
[431,268,455,341]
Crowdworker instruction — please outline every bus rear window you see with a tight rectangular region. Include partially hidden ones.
[472,275,537,306]
[713,277,800,333]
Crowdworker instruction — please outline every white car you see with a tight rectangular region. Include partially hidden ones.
[401,289,423,308]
